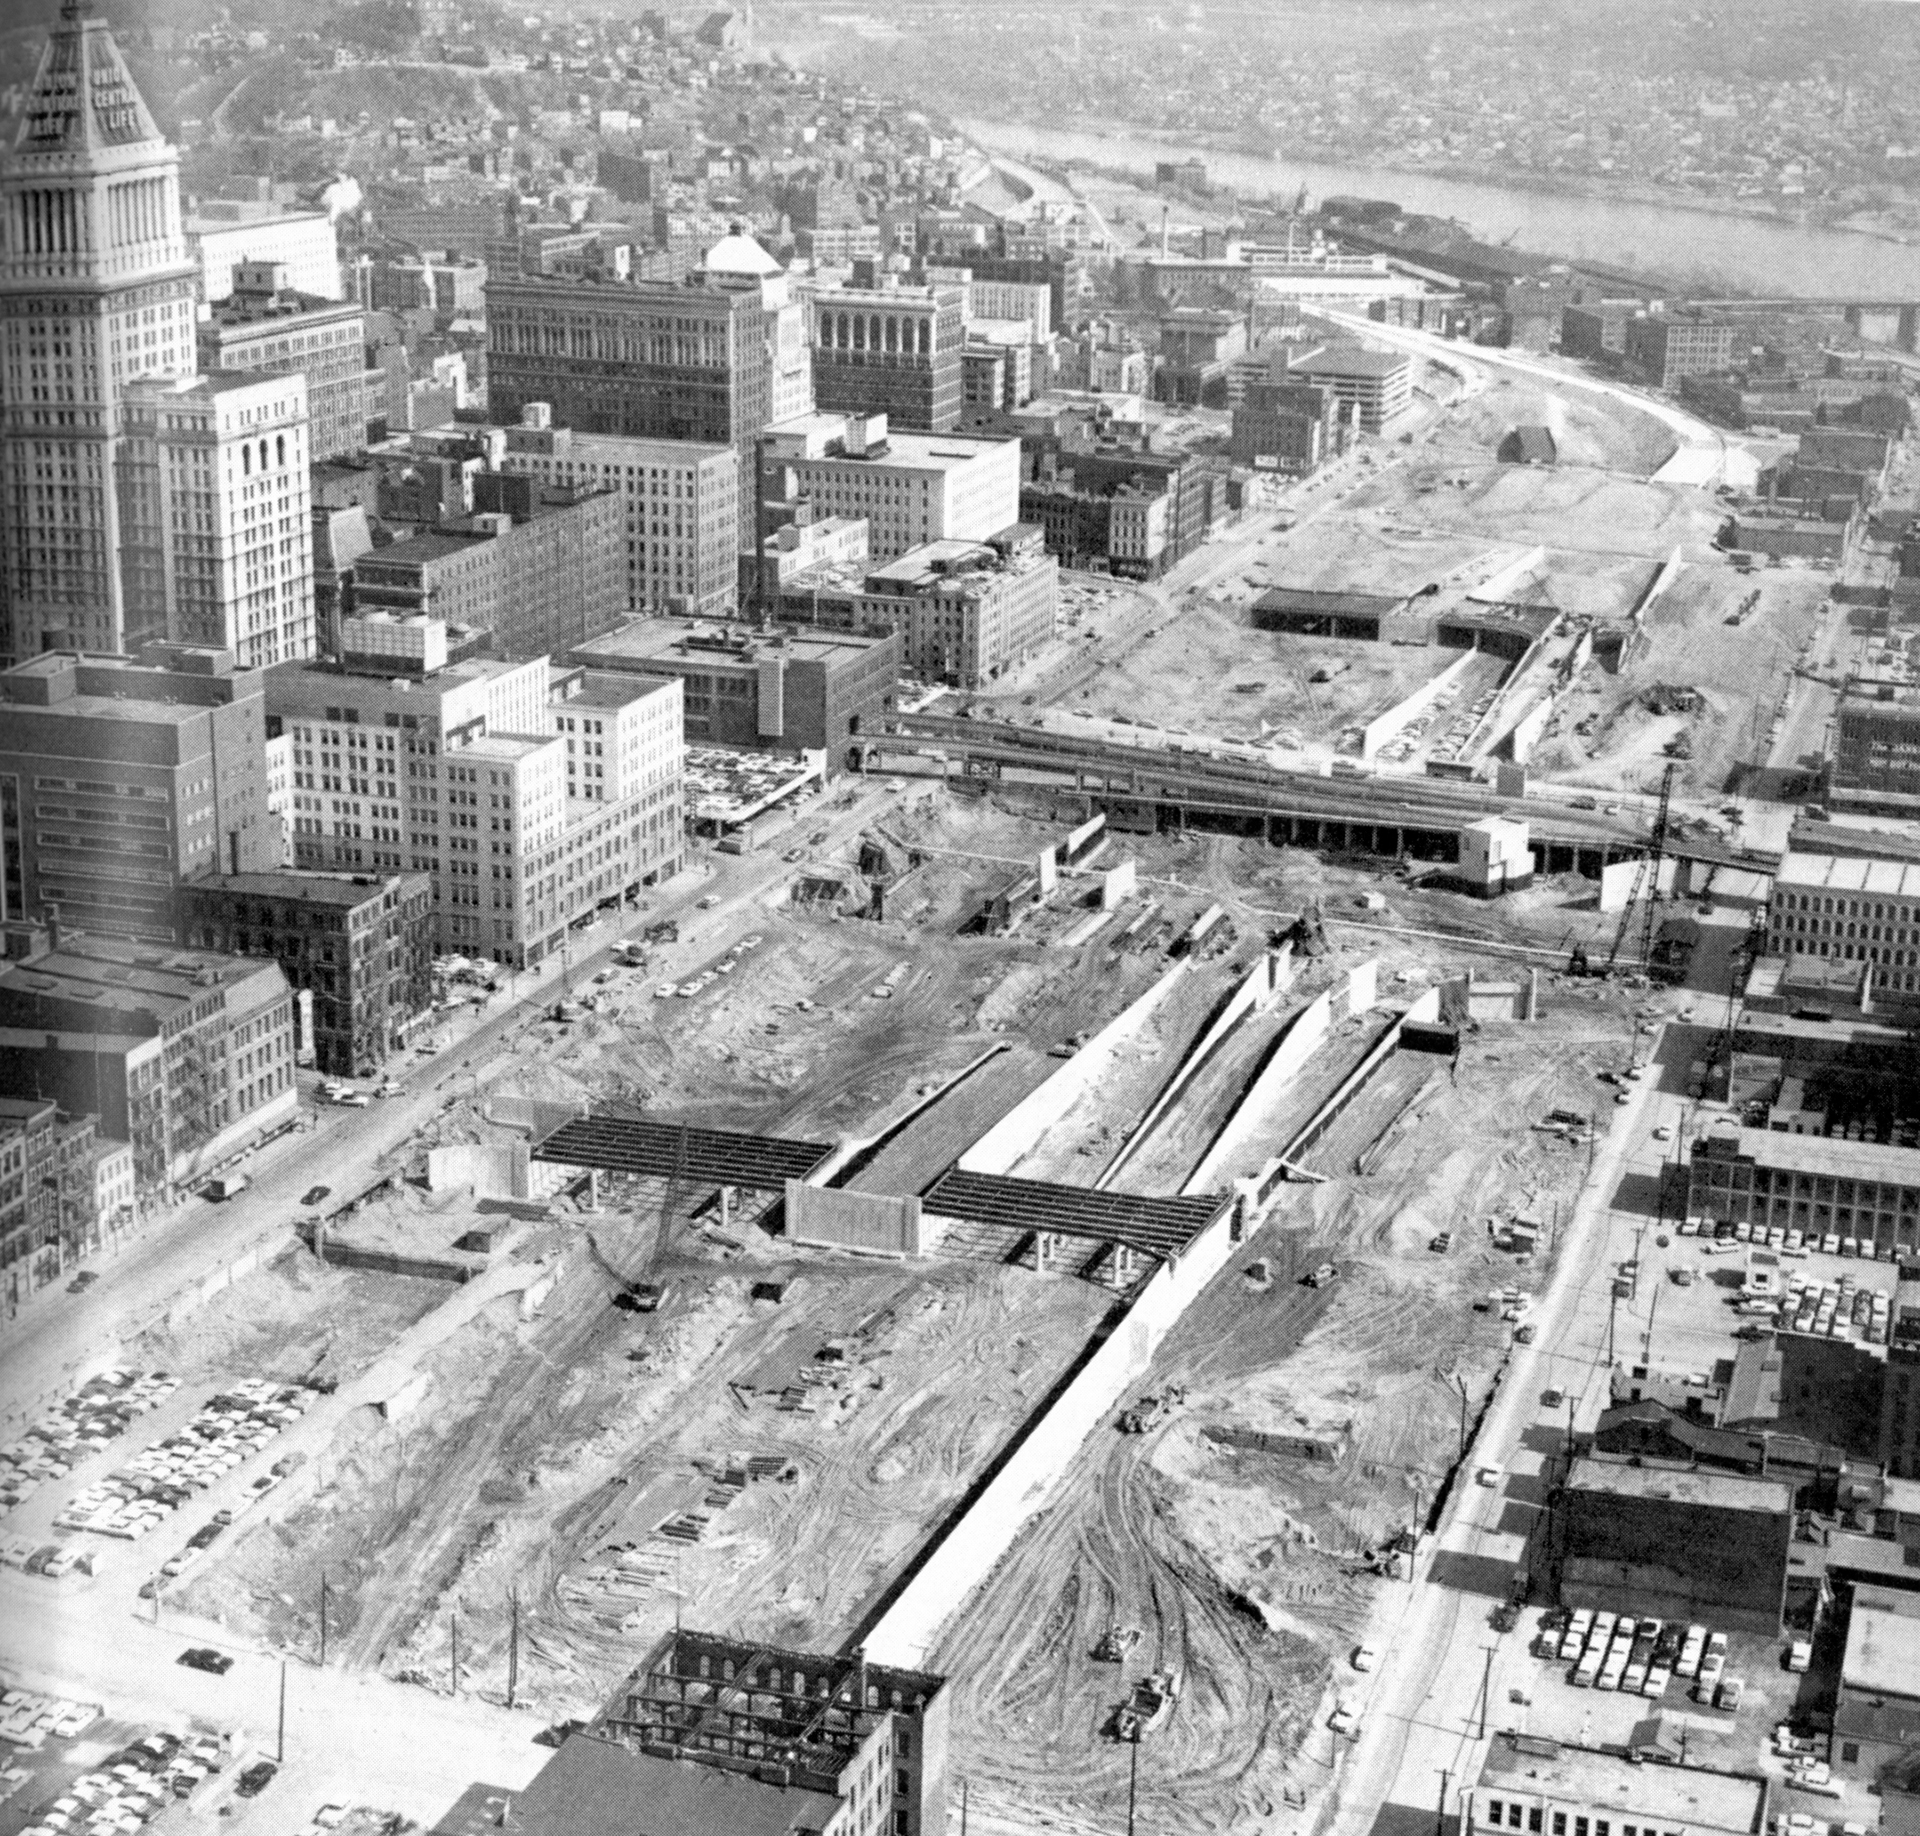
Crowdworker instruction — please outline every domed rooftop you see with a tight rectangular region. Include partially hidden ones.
[703,227,782,278]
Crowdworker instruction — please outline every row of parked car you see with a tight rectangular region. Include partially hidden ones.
[0,1370,180,1524]
[654,932,764,1001]
[53,1379,308,1543]
[17,1724,234,1836]
[0,1691,96,1750]
[1557,1608,1742,1704]
[1680,1216,1904,1261]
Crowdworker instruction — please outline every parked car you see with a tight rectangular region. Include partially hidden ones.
[176,1647,232,1675]
[301,1186,330,1206]
[234,1763,276,1799]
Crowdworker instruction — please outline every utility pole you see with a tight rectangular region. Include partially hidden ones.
[1454,1374,1470,1461]
[1127,1732,1139,1836]
[1607,1287,1618,1369]
[1436,1768,1451,1836]
[276,1661,286,1764]
[319,1572,329,1666]
[508,1588,520,1709]
[450,1612,459,1697]
[1479,1648,1494,1739]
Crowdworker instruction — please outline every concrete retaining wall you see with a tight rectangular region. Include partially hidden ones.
[1508,695,1555,765]
[1183,989,1334,1191]
[1360,648,1478,762]
[426,1143,531,1200]
[862,1197,1243,1671]
[484,1095,588,1140]
[1100,860,1138,909]
[959,961,1189,1176]
[1102,952,1286,1190]
[786,1182,924,1257]
[1065,813,1107,862]
[1347,959,1377,1015]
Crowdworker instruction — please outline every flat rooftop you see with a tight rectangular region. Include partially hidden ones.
[765,412,1013,473]
[1775,848,1920,898]
[558,670,679,712]
[0,936,284,1025]
[1290,346,1411,379]
[506,1733,842,1836]
[1477,1734,1767,1836]
[190,871,416,910]
[574,622,893,672]
[1566,1455,1791,1515]
[1843,1585,1920,1702]
[1702,1122,1920,1186]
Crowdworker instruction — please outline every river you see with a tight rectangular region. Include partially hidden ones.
[957,118,1920,300]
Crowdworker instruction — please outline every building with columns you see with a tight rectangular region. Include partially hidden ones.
[810,282,964,432]
[0,0,201,663]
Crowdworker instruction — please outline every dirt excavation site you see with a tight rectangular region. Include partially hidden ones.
[124,792,1644,1831]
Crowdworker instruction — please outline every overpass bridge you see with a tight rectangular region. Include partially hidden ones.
[864,714,1780,881]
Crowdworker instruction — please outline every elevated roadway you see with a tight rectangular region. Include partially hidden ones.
[868,714,1781,879]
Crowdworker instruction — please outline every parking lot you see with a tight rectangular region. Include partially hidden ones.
[2,1372,315,1586]
[0,1696,245,1836]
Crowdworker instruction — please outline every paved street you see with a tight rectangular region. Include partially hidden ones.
[1330,1040,1679,1836]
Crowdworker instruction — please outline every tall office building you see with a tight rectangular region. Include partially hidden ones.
[118,370,315,668]
[198,260,375,463]
[486,233,813,549]
[810,282,965,431]
[0,644,280,940]
[486,271,771,547]
[0,0,200,663]
[265,620,684,968]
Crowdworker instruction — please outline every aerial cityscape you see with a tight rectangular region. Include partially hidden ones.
[0,3,1918,1836]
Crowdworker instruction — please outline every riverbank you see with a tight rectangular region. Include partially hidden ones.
[956,115,1920,298]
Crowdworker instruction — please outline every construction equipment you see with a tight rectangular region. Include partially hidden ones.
[1601,763,1677,976]
[1286,901,1329,957]
[1118,1386,1184,1433]
[1093,1624,1141,1663]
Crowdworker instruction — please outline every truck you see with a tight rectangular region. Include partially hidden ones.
[204,1174,249,1201]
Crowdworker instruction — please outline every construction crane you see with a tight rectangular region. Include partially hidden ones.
[1601,763,1678,976]
[1638,762,1679,973]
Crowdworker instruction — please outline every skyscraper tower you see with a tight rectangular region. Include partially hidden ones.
[0,0,200,664]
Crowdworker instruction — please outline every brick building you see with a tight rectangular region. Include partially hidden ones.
[1231,376,1341,475]
[349,477,623,662]
[490,408,739,618]
[197,260,375,463]
[1559,1457,1794,1634]
[180,870,434,1076]
[0,1094,101,1302]
[1687,1125,1920,1257]
[0,922,296,1204]
[810,283,965,432]
[486,268,776,545]
[1624,311,1735,388]
[0,645,279,943]
[772,527,1057,688]
[571,622,898,758]
[265,633,684,969]
[761,414,1022,565]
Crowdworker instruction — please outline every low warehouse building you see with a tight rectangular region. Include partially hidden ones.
[1835,1585,1920,1785]
[1559,1457,1793,1634]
